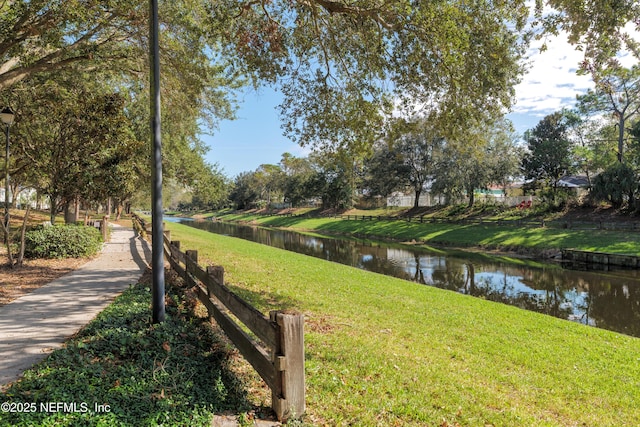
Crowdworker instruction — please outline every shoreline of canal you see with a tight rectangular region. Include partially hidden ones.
[184,209,640,262]
[178,217,640,337]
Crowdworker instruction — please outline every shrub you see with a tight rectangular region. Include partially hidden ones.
[25,225,103,258]
[591,162,638,209]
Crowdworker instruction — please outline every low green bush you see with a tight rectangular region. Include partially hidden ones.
[24,225,103,258]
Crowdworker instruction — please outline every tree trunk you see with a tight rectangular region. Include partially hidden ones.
[618,115,624,163]
[10,182,21,208]
[16,206,30,266]
[74,195,80,222]
[467,187,475,208]
[414,189,421,208]
[64,200,78,224]
[0,220,13,268]
[49,198,57,224]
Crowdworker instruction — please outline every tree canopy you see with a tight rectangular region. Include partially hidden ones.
[2,0,639,215]
[535,0,640,75]
[522,111,575,198]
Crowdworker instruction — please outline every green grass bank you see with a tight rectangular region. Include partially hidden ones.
[208,210,640,256]
[164,222,640,426]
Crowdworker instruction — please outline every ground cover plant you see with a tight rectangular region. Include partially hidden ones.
[210,210,640,255]
[0,271,256,427]
[162,222,640,426]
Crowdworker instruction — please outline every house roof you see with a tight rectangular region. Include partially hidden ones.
[558,175,590,188]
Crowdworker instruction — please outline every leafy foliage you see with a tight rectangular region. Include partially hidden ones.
[308,151,357,210]
[281,154,317,207]
[535,0,640,75]
[361,144,410,200]
[1,1,241,217]
[591,162,638,209]
[390,119,445,207]
[576,65,640,162]
[24,225,102,259]
[6,73,141,223]
[213,0,530,151]
[229,172,262,210]
[522,111,575,197]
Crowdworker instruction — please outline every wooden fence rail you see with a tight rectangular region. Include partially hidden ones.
[132,214,305,421]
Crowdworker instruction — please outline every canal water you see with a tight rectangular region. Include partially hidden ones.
[170,218,640,338]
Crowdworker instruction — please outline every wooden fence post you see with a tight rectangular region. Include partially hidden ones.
[186,249,197,263]
[206,265,224,298]
[270,310,305,421]
[162,234,305,422]
[101,216,108,241]
[186,250,198,276]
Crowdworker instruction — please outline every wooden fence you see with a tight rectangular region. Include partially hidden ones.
[132,214,305,421]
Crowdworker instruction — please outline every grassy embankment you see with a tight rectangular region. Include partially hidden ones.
[206,209,640,255]
[161,221,639,426]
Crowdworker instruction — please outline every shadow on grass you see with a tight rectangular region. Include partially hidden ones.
[0,270,259,427]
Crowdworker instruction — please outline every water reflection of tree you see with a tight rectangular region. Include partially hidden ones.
[588,281,640,337]
[520,268,575,319]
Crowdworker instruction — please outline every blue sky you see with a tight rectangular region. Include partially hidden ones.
[201,31,636,178]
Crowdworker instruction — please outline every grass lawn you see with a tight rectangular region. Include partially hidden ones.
[209,211,640,255]
[162,222,640,426]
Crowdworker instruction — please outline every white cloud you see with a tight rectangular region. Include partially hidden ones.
[512,33,593,115]
[513,18,640,117]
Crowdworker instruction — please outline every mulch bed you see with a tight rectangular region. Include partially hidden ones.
[0,256,92,307]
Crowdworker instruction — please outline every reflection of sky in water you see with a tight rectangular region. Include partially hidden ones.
[475,271,535,295]
[386,250,598,326]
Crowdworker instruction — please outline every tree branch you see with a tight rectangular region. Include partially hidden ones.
[299,0,398,30]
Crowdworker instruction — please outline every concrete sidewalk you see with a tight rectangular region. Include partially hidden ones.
[0,224,151,389]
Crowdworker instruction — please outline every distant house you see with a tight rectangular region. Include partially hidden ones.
[558,175,591,197]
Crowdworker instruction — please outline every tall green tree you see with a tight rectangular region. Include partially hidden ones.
[280,153,316,207]
[8,74,139,223]
[1,1,242,216]
[433,119,521,208]
[229,171,260,210]
[563,109,615,186]
[253,164,285,207]
[591,162,638,209]
[522,112,575,201]
[307,150,357,210]
[391,119,445,208]
[361,143,410,202]
[576,65,640,163]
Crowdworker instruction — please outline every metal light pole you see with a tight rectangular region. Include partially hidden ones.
[149,0,165,323]
[0,107,15,235]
